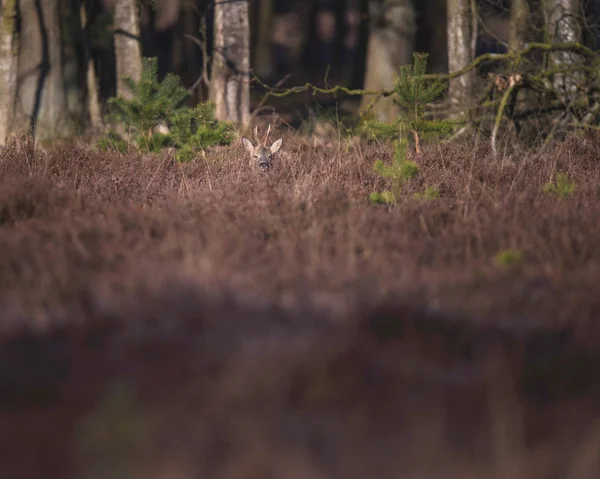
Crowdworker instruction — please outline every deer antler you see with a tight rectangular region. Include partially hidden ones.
[253,125,260,144]
[264,124,271,145]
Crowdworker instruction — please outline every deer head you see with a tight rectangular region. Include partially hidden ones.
[241,124,283,172]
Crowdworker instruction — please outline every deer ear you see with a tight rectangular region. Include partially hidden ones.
[269,138,283,154]
[242,137,255,153]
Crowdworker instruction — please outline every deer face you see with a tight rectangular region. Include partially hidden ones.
[242,125,283,172]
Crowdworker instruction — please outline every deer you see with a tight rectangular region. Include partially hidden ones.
[241,124,283,172]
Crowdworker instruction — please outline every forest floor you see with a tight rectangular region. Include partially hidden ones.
[1,132,600,478]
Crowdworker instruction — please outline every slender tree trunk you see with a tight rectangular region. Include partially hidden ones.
[509,0,530,52]
[80,2,102,131]
[253,0,273,80]
[14,0,72,142]
[447,0,472,111]
[209,0,250,127]
[360,0,416,122]
[507,0,533,127]
[155,0,180,76]
[543,0,582,95]
[423,0,447,74]
[341,1,362,87]
[154,0,180,31]
[294,0,313,81]
[180,1,199,79]
[470,0,478,59]
[61,0,86,133]
[0,0,18,143]
[113,0,142,99]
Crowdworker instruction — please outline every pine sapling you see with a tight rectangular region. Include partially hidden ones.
[362,52,456,151]
[370,138,419,205]
[98,57,234,161]
[100,56,188,152]
[364,52,456,206]
[169,102,235,162]
[544,172,575,198]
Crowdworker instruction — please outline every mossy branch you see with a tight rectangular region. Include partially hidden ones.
[251,71,396,100]
[255,42,598,103]
[422,42,597,82]
[253,42,599,148]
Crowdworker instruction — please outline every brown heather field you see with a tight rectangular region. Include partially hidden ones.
[1,131,600,478]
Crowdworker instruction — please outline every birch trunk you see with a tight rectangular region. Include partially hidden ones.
[543,0,582,95]
[14,0,72,141]
[209,0,250,127]
[113,0,142,99]
[0,0,18,143]
[447,0,472,111]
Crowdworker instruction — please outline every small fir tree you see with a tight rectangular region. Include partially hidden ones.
[106,57,189,143]
[370,138,419,205]
[364,52,457,205]
[169,102,235,162]
[543,172,575,198]
[363,52,455,149]
[98,57,234,160]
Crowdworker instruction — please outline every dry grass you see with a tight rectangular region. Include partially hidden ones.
[1,131,600,478]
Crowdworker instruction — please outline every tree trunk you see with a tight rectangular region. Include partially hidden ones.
[154,0,180,31]
[14,0,72,142]
[0,0,18,143]
[253,0,273,80]
[447,0,472,111]
[180,1,199,79]
[543,0,582,95]
[80,2,102,131]
[360,0,416,123]
[61,0,87,133]
[113,0,142,99]
[423,0,448,73]
[341,0,362,87]
[509,0,530,52]
[209,0,250,127]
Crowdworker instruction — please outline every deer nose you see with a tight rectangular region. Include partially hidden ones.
[258,159,269,171]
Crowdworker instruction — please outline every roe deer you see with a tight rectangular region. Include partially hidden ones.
[242,124,283,172]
